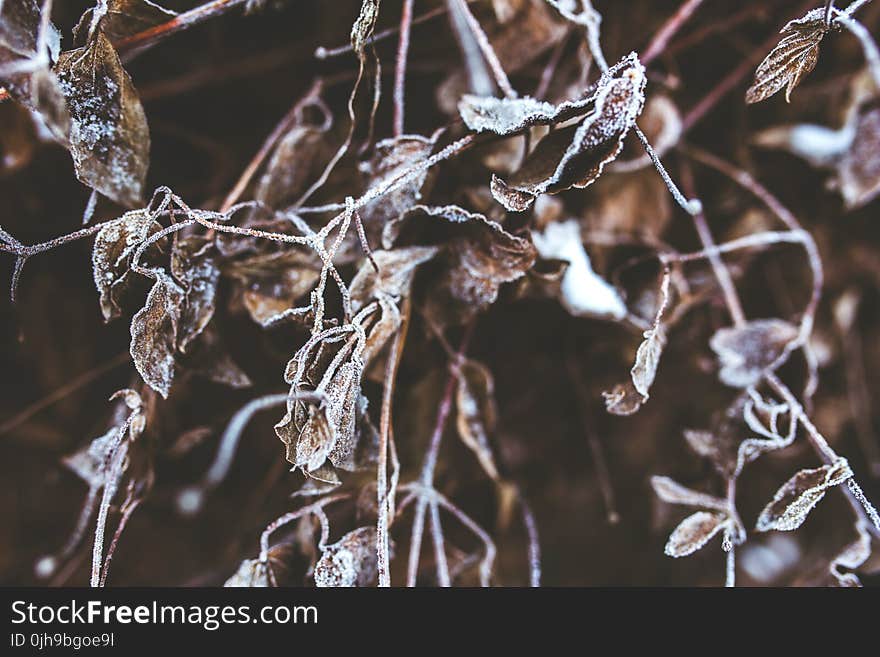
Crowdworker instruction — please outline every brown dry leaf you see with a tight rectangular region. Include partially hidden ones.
[92,209,159,321]
[224,558,272,587]
[350,246,439,310]
[129,272,184,398]
[74,1,177,44]
[55,31,149,207]
[455,359,500,481]
[709,318,799,388]
[829,522,871,587]
[358,134,437,235]
[650,476,727,512]
[187,324,252,389]
[388,204,536,324]
[603,271,670,415]
[170,236,218,353]
[255,104,333,210]
[226,249,322,327]
[276,333,366,478]
[756,459,853,532]
[745,9,827,104]
[664,511,728,558]
[462,53,645,211]
[314,526,377,587]
[350,0,381,55]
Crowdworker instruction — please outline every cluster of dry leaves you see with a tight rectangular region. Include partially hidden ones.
[2,0,880,587]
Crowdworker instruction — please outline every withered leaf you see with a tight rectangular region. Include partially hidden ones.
[314,526,377,587]
[756,460,853,532]
[227,248,322,327]
[745,9,827,104]
[650,476,727,512]
[709,318,798,388]
[256,111,332,210]
[92,209,159,321]
[349,246,439,311]
[359,134,437,233]
[171,236,219,352]
[129,272,184,399]
[55,31,149,207]
[482,53,646,211]
[387,204,536,324]
[350,0,381,55]
[665,511,728,558]
[455,359,500,481]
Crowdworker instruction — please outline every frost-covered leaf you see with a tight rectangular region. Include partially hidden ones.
[650,476,727,512]
[531,220,626,319]
[756,460,853,532]
[358,134,437,234]
[455,359,500,481]
[603,271,670,415]
[276,333,365,478]
[665,511,728,558]
[171,236,218,352]
[746,9,827,104]
[92,209,158,321]
[830,522,871,587]
[349,246,439,311]
[485,53,646,211]
[314,526,377,587]
[350,0,381,55]
[386,204,536,326]
[55,31,149,207]
[129,273,184,398]
[709,318,799,388]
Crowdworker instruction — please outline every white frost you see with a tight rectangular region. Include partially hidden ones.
[532,219,627,319]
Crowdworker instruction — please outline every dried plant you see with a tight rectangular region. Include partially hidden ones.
[2,0,880,588]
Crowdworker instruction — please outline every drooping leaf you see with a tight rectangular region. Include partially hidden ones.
[314,526,377,587]
[224,558,272,587]
[664,511,728,558]
[170,236,219,352]
[92,209,159,321]
[129,272,184,398]
[55,31,150,207]
[756,460,853,532]
[745,9,827,104]
[837,103,880,210]
[477,53,646,211]
[709,318,799,388]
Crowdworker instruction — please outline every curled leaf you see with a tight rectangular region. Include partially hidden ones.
[480,53,646,211]
[92,209,158,321]
[314,526,377,587]
[745,9,827,104]
[756,460,853,532]
[709,318,798,388]
[665,511,728,558]
[830,522,871,587]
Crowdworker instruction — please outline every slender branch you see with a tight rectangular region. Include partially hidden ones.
[641,0,707,65]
